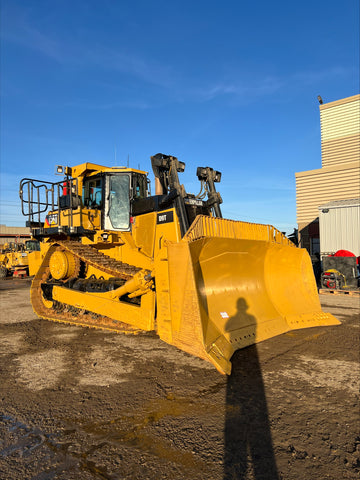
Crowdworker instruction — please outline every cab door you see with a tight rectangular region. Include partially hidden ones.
[104,174,131,231]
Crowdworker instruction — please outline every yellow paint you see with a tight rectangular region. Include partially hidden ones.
[53,286,155,331]
[44,208,101,230]
[157,231,340,374]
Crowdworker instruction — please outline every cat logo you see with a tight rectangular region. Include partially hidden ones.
[45,214,58,226]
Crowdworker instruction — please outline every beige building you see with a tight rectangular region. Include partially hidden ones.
[295,94,360,254]
[0,224,31,246]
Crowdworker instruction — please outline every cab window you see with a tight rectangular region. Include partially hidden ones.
[25,240,40,252]
[83,177,103,208]
[132,174,147,199]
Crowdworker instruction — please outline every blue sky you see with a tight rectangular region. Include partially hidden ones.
[1,0,359,233]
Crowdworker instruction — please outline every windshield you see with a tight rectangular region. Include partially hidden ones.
[108,175,130,229]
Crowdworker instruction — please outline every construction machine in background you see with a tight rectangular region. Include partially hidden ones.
[0,240,40,278]
[19,153,339,374]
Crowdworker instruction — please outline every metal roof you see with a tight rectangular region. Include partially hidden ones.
[318,198,360,210]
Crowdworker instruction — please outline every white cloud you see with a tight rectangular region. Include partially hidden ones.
[1,5,175,90]
[198,76,284,101]
[1,5,64,63]
[63,99,151,110]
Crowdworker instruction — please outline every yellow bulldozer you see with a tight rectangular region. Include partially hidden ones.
[19,154,339,374]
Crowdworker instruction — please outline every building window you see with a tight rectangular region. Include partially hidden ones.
[311,237,320,255]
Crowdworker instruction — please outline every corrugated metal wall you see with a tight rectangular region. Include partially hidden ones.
[296,94,360,227]
[319,204,360,257]
[322,134,360,167]
[320,94,360,168]
[296,162,360,223]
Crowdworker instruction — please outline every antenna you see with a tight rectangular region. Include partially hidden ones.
[115,145,117,165]
[127,154,129,167]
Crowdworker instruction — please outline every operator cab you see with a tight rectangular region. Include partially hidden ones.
[82,172,148,231]
[25,240,40,252]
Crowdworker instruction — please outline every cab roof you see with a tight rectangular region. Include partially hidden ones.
[67,162,148,178]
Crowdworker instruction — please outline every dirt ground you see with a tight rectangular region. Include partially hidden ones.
[0,277,359,480]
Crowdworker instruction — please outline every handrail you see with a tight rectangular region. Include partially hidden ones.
[19,177,79,230]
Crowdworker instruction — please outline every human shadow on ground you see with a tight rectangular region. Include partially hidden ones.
[223,298,279,480]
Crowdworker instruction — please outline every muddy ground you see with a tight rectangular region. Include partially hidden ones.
[0,278,359,480]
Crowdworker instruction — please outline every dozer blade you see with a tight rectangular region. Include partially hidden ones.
[159,231,340,375]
